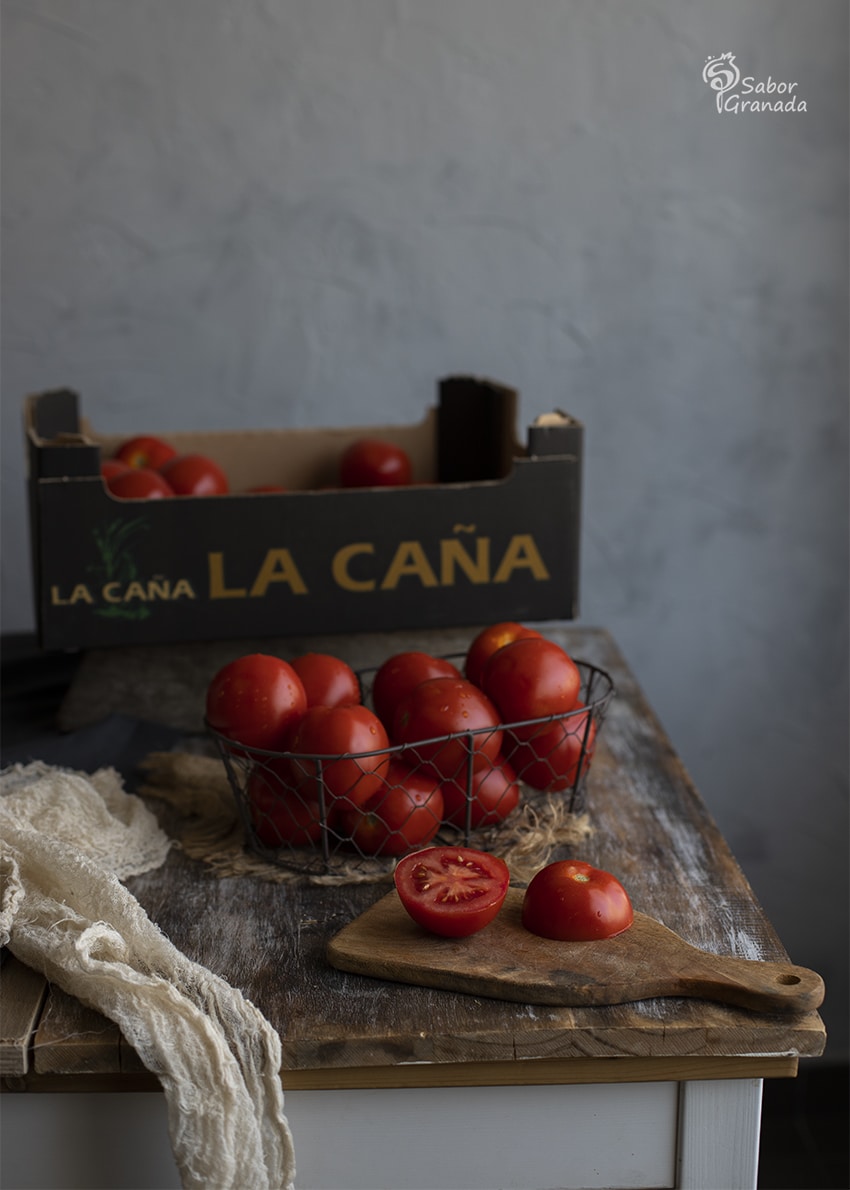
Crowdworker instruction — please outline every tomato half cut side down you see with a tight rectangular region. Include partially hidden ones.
[394,846,510,938]
[521,860,634,942]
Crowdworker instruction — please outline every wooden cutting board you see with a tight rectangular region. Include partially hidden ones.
[327,889,825,1014]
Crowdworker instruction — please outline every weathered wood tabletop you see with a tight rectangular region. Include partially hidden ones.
[1,625,826,1091]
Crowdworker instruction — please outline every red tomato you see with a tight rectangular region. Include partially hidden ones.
[245,762,323,848]
[336,761,444,856]
[394,846,510,938]
[114,434,178,470]
[106,467,175,499]
[205,653,307,751]
[371,652,462,731]
[393,677,503,779]
[284,704,390,809]
[482,637,581,736]
[159,453,229,496]
[101,459,132,481]
[442,757,521,829]
[290,653,361,709]
[506,704,597,792]
[339,438,412,488]
[464,622,542,688]
[521,860,634,941]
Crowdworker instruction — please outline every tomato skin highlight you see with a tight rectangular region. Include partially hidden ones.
[392,677,503,780]
[394,846,510,938]
[336,761,444,857]
[290,652,362,709]
[506,704,597,792]
[482,637,582,737]
[283,704,391,810]
[372,652,462,731]
[159,453,229,496]
[464,622,542,688]
[101,459,132,481]
[106,466,175,500]
[205,653,308,751]
[441,757,521,828]
[339,438,412,488]
[114,434,177,470]
[521,861,634,941]
[246,762,324,848]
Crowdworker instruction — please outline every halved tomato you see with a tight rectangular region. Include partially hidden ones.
[393,846,510,937]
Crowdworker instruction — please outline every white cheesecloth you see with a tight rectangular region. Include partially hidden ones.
[0,761,296,1190]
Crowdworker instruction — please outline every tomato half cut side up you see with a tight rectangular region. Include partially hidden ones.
[394,846,510,938]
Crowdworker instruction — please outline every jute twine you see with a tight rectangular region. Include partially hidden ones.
[139,751,593,887]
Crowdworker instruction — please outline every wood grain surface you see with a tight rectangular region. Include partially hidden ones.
[3,625,828,1087]
[327,889,825,1013]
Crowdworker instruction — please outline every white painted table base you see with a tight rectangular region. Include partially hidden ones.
[0,1077,764,1190]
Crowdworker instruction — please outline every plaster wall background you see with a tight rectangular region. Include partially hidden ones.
[2,0,847,1060]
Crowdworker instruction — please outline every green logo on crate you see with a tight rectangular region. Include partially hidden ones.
[49,517,197,620]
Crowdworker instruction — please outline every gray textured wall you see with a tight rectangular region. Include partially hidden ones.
[2,0,848,1063]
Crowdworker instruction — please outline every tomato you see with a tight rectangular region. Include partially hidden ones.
[336,761,444,856]
[284,704,390,809]
[371,652,462,731]
[159,453,229,496]
[394,846,510,937]
[464,622,542,688]
[393,677,503,779]
[482,637,581,737]
[101,458,132,481]
[106,467,175,499]
[205,653,307,751]
[290,653,361,709]
[441,757,521,829]
[245,762,323,848]
[521,860,633,941]
[339,438,412,488]
[114,434,178,470]
[507,704,597,792]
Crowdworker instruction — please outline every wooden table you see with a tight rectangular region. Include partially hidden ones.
[1,626,826,1190]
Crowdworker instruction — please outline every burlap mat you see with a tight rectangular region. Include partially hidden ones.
[139,751,593,887]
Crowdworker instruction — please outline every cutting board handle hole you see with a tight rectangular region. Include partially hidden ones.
[776,973,802,985]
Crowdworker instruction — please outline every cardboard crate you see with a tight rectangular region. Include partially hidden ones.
[25,377,583,650]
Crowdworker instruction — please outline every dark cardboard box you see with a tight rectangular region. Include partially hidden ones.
[25,377,583,650]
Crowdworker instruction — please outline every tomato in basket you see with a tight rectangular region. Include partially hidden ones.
[506,704,597,792]
[205,654,307,751]
[283,704,391,810]
[481,637,581,736]
[336,761,444,857]
[392,678,503,779]
[246,762,324,848]
[441,757,521,828]
[371,651,462,731]
[464,621,541,688]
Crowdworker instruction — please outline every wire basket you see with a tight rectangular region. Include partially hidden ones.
[208,657,615,876]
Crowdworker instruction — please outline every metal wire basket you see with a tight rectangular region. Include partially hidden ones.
[208,657,615,876]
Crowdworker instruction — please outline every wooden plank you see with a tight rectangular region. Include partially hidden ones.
[0,952,47,1076]
[5,1054,798,1095]
[33,986,123,1076]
